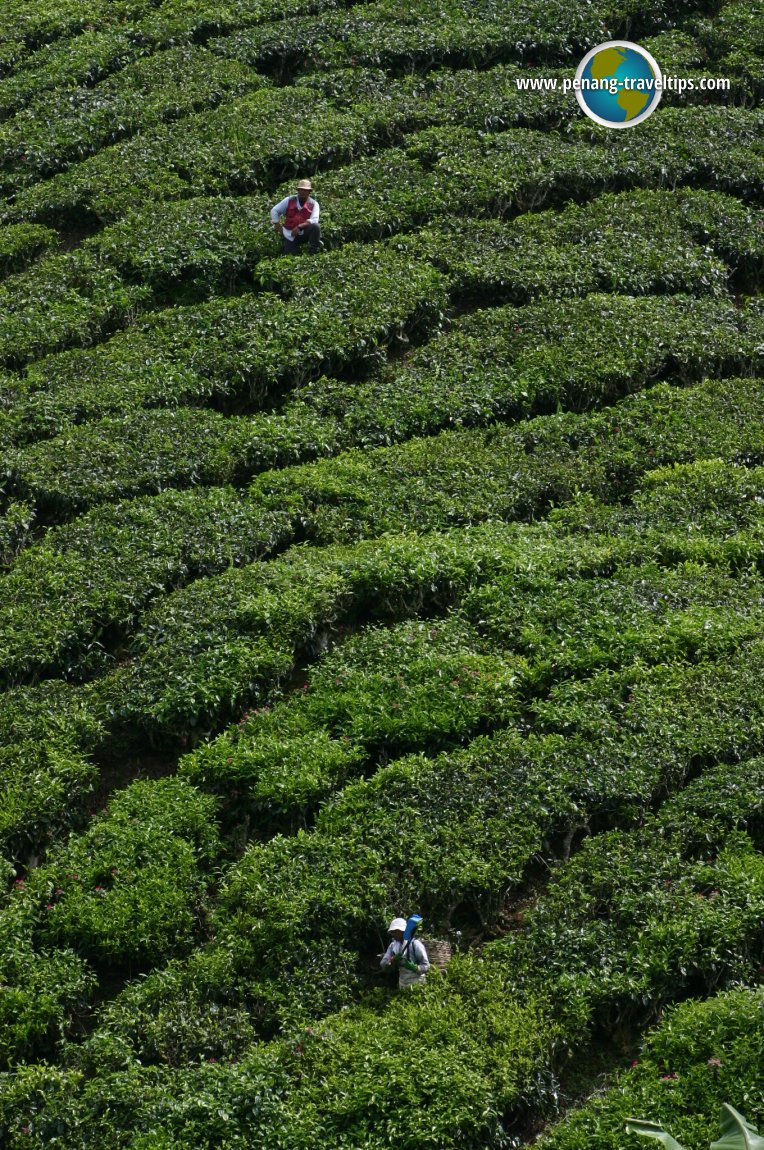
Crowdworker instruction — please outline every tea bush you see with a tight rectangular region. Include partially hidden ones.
[25,777,221,965]
[3,240,446,445]
[2,1,764,1144]
[0,48,264,191]
[0,883,95,1069]
[0,223,57,277]
[6,291,756,509]
[5,371,764,685]
[0,961,561,1149]
[0,249,152,367]
[2,88,407,223]
[537,988,764,1150]
[100,525,517,737]
[181,615,525,826]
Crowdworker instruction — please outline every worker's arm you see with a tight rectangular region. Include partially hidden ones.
[270,197,290,227]
[307,199,319,224]
[380,942,398,969]
[412,939,430,974]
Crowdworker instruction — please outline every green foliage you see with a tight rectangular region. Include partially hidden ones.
[0,486,291,685]
[0,248,152,368]
[0,678,105,860]
[0,883,95,1068]
[627,1104,764,1150]
[26,778,221,965]
[0,961,559,1150]
[6,289,757,511]
[3,87,392,223]
[0,500,34,568]
[490,739,764,1032]
[0,742,97,864]
[463,561,764,679]
[2,2,764,1145]
[0,223,57,277]
[261,959,560,1149]
[5,367,764,688]
[3,240,446,451]
[538,990,764,1150]
[97,524,518,737]
[0,47,263,190]
[210,0,701,79]
[181,616,524,825]
[693,0,764,101]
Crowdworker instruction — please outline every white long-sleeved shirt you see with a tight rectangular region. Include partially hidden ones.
[380,937,430,988]
[270,195,320,240]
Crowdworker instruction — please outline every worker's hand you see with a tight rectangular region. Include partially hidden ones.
[404,960,418,973]
[273,222,282,233]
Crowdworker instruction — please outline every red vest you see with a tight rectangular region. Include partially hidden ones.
[284,195,314,231]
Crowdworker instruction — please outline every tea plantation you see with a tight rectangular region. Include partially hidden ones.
[1,0,763,1146]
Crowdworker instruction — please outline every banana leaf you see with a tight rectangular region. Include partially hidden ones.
[625,1118,686,1149]
[710,1105,764,1150]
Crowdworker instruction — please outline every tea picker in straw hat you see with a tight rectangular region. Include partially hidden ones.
[270,178,321,255]
[380,915,430,989]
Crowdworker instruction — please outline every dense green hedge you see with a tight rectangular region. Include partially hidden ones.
[407,108,764,218]
[209,0,702,78]
[0,249,152,367]
[692,0,764,100]
[6,101,763,237]
[0,48,264,192]
[0,675,105,863]
[565,106,764,200]
[180,557,764,833]
[181,615,526,828]
[102,526,518,738]
[420,188,763,298]
[88,182,759,306]
[2,240,446,440]
[0,741,97,865]
[0,777,220,1069]
[5,291,757,508]
[0,0,359,121]
[80,635,764,1038]
[2,86,411,223]
[490,757,764,1033]
[0,28,156,119]
[1,980,761,1148]
[0,963,560,1149]
[0,486,291,684]
[0,0,158,57]
[0,126,756,373]
[4,372,764,687]
[0,500,34,569]
[0,879,95,1069]
[214,635,764,929]
[3,465,764,1080]
[0,222,57,277]
[0,0,359,82]
[463,558,764,680]
[4,176,751,369]
[22,777,221,966]
[286,294,759,451]
[537,988,764,1150]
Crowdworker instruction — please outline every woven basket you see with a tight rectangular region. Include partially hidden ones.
[423,938,452,969]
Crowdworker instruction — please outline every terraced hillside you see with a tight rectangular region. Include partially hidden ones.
[1,1,763,1147]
